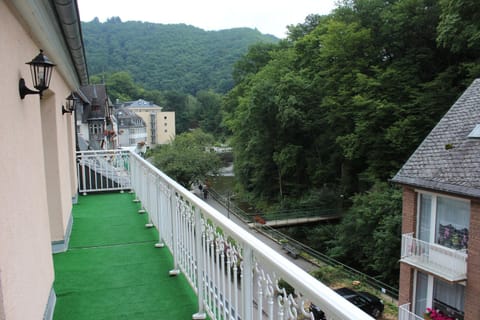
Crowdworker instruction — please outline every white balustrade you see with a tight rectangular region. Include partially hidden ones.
[401,233,467,282]
[76,149,374,319]
[76,150,131,194]
[398,303,423,320]
[128,151,374,320]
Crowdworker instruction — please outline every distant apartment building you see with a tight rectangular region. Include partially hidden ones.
[115,108,147,147]
[118,99,175,146]
[393,79,480,320]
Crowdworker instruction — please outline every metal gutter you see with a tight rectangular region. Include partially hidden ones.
[51,0,89,86]
[8,0,88,88]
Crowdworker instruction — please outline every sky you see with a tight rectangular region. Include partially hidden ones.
[77,0,337,39]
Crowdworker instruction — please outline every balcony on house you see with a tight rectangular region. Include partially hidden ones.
[61,149,375,320]
[400,233,467,282]
[398,303,424,320]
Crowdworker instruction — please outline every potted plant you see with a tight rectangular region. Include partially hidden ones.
[424,308,455,320]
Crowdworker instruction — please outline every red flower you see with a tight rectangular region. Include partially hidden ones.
[425,308,455,320]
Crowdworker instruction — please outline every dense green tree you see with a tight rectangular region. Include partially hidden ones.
[229,48,313,201]
[90,71,142,102]
[162,91,198,134]
[228,0,473,204]
[224,0,479,284]
[437,0,480,54]
[286,14,327,41]
[151,129,221,188]
[326,182,402,285]
[231,42,279,84]
[195,90,224,137]
[436,0,480,82]
[82,20,278,94]
[105,71,141,102]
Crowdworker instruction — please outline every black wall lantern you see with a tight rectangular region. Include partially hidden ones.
[62,93,77,115]
[19,50,56,99]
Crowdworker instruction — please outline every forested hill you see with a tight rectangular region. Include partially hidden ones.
[82,17,278,93]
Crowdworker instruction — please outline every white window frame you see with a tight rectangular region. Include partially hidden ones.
[413,270,434,315]
[413,270,466,317]
[415,190,470,246]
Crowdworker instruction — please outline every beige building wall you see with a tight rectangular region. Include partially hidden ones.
[129,108,176,146]
[0,1,80,318]
[67,114,78,201]
[41,76,76,248]
[157,111,176,144]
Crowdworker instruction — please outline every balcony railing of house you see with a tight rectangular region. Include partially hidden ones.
[398,303,424,320]
[77,150,131,194]
[401,233,467,282]
[76,149,374,320]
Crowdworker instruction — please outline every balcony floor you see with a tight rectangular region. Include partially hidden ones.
[53,193,202,320]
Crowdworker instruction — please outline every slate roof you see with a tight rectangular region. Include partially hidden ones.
[121,99,162,110]
[79,84,110,121]
[79,84,108,105]
[114,108,146,128]
[392,79,480,198]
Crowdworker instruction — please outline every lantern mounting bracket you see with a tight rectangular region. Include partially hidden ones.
[19,78,41,99]
[19,49,55,100]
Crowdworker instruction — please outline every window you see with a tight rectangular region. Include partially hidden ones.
[433,278,465,318]
[414,271,428,316]
[417,193,470,250]
[436,197,469,250]
[89,123,101,135]
[414,271,465,319]
[418,194,432,242]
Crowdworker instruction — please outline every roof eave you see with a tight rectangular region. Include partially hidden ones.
[9,0,88,88]
[392,176,480,199]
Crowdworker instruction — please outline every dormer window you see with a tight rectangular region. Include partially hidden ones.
[467,124,480,138]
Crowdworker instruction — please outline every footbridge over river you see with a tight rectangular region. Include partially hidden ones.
[249,208,342,227]
[259,212,342,227]
[208,188,342,227]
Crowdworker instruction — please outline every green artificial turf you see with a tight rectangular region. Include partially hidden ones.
[53,193,202,320]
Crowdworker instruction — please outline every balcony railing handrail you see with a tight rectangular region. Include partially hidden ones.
[402,233,468,259]
[77,149,374,319]
[401,233,467,281]
[76,150,131,194]
[135,151,378,319]
[398,303,423,320]
[209,187,399,300]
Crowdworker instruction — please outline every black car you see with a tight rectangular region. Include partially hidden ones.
[310,287,384,319]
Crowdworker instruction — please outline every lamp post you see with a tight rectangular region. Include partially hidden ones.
[19,49,56,99]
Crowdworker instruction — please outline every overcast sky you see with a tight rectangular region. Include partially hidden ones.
[77,0,337,38]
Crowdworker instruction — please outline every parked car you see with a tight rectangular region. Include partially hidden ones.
[310,287,384,319]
